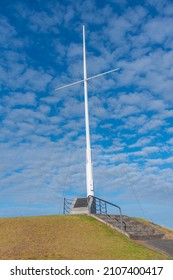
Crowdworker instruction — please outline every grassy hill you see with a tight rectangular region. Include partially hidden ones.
[0,215,171,260]
[135,217,173,240]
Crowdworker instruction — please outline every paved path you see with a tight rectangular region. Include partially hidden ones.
[144,239,173,258]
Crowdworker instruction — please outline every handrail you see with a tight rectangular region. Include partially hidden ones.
[63,198,73,214]
[87,195,124,231]
[63,195,125,231]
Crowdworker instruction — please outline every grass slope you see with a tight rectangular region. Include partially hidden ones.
[0,215,170,260]
[134,218,173,240]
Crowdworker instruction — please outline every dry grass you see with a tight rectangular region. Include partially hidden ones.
[0,215,170,260]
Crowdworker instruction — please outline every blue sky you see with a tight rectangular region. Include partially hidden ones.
[0,0,173,229]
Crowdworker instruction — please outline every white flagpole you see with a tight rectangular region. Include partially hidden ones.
[55,26,120,198]
[83,25,94,197]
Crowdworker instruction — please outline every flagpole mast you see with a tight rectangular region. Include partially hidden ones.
[83,25,94,197]
[55,26,120,198]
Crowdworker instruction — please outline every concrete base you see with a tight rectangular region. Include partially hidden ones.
[70,198,90,214]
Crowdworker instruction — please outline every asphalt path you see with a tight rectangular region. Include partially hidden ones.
[144,239,173,258]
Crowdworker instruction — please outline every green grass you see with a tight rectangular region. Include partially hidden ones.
[0,215,170,260]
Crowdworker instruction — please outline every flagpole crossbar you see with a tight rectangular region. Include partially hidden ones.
[55,68,120,91]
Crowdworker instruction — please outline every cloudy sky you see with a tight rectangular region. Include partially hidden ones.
[0,0,173,229]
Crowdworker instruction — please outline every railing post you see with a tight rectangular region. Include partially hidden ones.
[88,195,124,231]
[63,198,66,214]
[119,207,123,231]
[99,199,101,214]
[105,202,107,214]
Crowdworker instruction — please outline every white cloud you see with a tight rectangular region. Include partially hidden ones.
[147,156,173,166]
[129,137,153,148]
[168,138,173,145]
[14,2,65,33]
[3,92,36,108]
[131,146,160,157]
[138,118,166,134]
[0,17,17,47]
[144,16,173,44]
[167,127,173,133]
[0,0,173,228]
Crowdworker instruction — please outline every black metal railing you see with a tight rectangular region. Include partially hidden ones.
[63,198,73,214]
[87,195,125,231]
[63,195,126,231]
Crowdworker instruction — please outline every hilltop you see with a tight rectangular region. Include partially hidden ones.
[0,215,171,260]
